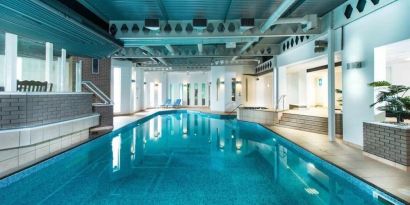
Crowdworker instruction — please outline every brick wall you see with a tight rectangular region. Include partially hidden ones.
[0,93,93,129]
[93,105,113,127]
[71,57,111,97]
[364,122,410,166]
[70,56,113,126]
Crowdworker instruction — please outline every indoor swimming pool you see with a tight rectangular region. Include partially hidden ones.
[0,111,403,205]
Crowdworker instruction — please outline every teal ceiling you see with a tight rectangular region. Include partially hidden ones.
[0,0,122,58]
[79,0,346,21]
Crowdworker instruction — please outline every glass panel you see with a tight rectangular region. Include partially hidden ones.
[201,83,206,106]
[17,36,46,82]
[232,78,236,101]
[92,58,99,74]
[169,84,173,101]
[0,32,5,91]
[194,83,198,105]
[245,78,248,102]
[187,83,190,105]
[52,46,61,92]
[216,78,220,101]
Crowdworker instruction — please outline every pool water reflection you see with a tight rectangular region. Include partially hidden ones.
[0,112,397,204]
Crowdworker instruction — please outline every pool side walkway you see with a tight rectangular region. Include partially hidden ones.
[114,108,410,204]
[266,125,410,204]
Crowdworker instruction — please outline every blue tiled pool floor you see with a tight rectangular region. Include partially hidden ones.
[0,111,404,204]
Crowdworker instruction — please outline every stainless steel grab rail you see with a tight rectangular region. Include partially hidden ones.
[82,81,112,104]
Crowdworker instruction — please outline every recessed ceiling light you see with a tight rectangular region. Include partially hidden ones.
[405,58,410,61]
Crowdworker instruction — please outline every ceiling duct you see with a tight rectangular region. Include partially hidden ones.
[193,19,207,30]
[144,19,160,30]
[240,18,255,32]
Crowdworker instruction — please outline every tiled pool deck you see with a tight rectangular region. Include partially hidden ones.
[115,108,410,204]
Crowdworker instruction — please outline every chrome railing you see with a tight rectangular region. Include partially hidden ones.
[230,104,243,113]
[82,81,112,104]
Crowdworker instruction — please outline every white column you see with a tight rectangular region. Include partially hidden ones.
[327,28,336,141]
[75,60,82,92]
[4,33,17,92]
[45,42,53,83]
[273,57,279,110]
[59,49,66,92]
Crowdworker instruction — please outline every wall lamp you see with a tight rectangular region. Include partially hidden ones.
[346,61,363,69]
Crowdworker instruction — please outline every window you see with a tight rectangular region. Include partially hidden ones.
[187,83,190,105]
[245,78,248,102]
[194,83,198,105]
[201,83,206,105]
[92,58,99,74]
[231,78,236,101]
[216,78,220,101]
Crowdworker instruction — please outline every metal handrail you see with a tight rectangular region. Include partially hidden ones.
[82,81,112,104]
[230,104,243,113]
[276,95,286,111]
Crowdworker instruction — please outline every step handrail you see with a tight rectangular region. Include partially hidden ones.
[230,104,243,113]
[82,81,112,104]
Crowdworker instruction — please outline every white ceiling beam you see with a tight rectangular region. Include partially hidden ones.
[140,46,168,66]
[165,44,175,55]
[260,0,298,33]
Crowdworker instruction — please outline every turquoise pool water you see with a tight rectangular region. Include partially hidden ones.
[0,111,403,204]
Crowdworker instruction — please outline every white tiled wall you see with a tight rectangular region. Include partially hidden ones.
[0,114,99,178]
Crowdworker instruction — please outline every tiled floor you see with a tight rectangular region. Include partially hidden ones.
[114,108,410,203]
[266,125,410,203]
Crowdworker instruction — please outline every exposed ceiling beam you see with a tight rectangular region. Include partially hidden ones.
[231,39,258,60]
[165,44,175,55]
[76,0,109,22]
[260,0,298,33]
[156,0,169,21]
[223,0,233,22]
[123,36,260,47]
[140,46,168,66]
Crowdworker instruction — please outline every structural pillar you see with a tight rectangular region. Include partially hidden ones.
[58,49,66,92]
[273,58,280,110]
[75,60,82,92]
[327,28,336,141]
[4,33,17,92]
[45,42,53,83]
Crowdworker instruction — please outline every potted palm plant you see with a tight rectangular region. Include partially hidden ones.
[363,81,410,167]
[369,81,410,124]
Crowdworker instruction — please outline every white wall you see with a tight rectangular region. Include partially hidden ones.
[167,71,210,106]
[254,73,273,108]
[111,59,134,114]
[388,62,410,88]
[343,0,410,146]
[210,64,254,112]
[144,71,168,108]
